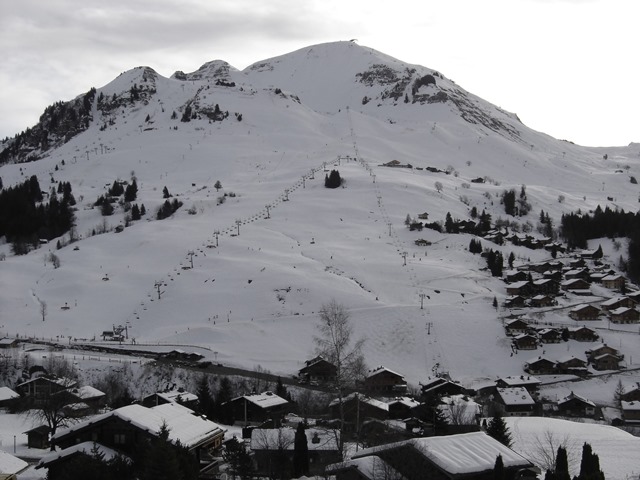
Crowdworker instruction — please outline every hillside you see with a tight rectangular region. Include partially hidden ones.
[1,40,640,392]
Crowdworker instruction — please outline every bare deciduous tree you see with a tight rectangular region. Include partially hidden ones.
[40,300,47,322]
[529,429,579,473]
[314,300,366,456]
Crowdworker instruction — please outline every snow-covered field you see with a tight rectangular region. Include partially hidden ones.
[1,41,640,476]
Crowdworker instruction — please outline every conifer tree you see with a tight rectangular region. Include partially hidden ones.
[293,422,309,477]
[554,446,570,480]
[493,454,505,480]
[486,413,513,447]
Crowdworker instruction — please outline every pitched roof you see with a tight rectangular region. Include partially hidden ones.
[497,375,541,387]
[329,393,389,411]
[497,387,535,406]
[366,365,404,379]
[37,441,128,469]
[327,456,402,480]
[250,427,339,451]
[0,450,28,476]
[156,389,198,404]
[239,391,289,409]
[53,403,225,450]
[353,432,533,475]
[559,392,595,407]
[0,386,19,402]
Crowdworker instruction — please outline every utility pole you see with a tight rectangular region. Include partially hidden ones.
[426,322,433,335]
[419,293,427,310]
[387,222,392,237]
[402,251,408,266]
[154,281,165,300]
[187,250,195,269]
[213,230,220,247]
[235,219,241,236]
[265,204,271,219]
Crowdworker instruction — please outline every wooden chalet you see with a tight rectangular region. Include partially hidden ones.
[621,384,640,402]
[250,427,341,477]
[600,296,634,311]
[387,397,421,419]
[567,326,598,342]
[512,333,538,350]
[524,356,556,375]
[564,268,590,281]
[568,304,600,321]
[298,356,337,384]
[504,270,528,283]
[420,377,468,400]
[529,295,555,308]
[141,388,198,410]
[627,290,640,303]
[543,270,563,281]
[555,356,588,376]
[538,328,562,344]
[0,450,28,480]
[224,391,290,425]
[586,344,623,363]
[532,279,559,295]
[609,307,640,324]
[495,387,536,416]
[495,376,541,397]
[557,392,596,417]
[504,296,526,308]
[40,403,225,479]
[16,376,77,406]
[56,385,106,413]
[328,432,537,480]
[591,353,622,371]
[602,274,626,290]
[621,401,640,423]
[505,281,532,297]
[561,279,591,293]
[0,337,19,349]
[0,386,19,408]
[329,393,389,425]
[504,318,529,336]
[363,366,407,394]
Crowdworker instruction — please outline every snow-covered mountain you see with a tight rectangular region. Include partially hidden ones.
[1,40,639,392]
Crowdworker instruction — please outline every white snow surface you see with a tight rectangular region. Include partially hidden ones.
[0,449,28,475]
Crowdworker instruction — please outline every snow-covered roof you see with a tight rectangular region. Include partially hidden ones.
[329,393,389,411]
[497,375,540,386]
[0,386,19,402]
[17,376,77,389]
[327,456,402,480]
[601,297,627,307]
[609,306,636,315]
[622,401,640,411]
[157,389,199,403]
[559,392,595,407]
[53,403,225,449]
[241,391,289,409]
[354,432,533,474]
[507,281,529,289]
[497,387,535,406]
[250,427,339,451]
[0,449,28,475]
[569,304,598,313]
[366,365,404,379]
[37,441,127,469]
[71,385,105,400]
[0,337,18,346]
[603,274,624,281]
[388,396,420,408]
[525,356,555,365]
[556,355,587,365]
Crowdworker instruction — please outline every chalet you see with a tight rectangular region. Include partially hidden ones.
[495,387,536,416]
[529,295,555,308]
[627,290,640,303]
[602,274,625,290]
[298,356,337,384]
[528,261,554,274]
[568,304,600,321]
[620,384,640,402]
[37,443,126,480]
[417,212,429,220]
[557,392,596,417]
[621,401,640,423]
[561,279,591,293]
[600,296,634,311]
[40,403,225,479]
[609,306,640,324]
[538,328,562,344]
[543,270,563,281]
[512,333,538,350]
[569,257,587,268]
[504,270,528,283]
[0,386,19,408]
[591,353,622,371]
[564,268,590,281]
[250,427,341,477]
[524,356,556,375]
[24,425,51,449]
[16,376,77,406]
[495,376,541,397]
[504,318,529,336]
[381,160,412,168]
[328,432,537,480]
[505,281,532,297]
[224,391,290,425]
[586,344,623,362]
[0,337,19,349]
[0,450,28,480]
[363,366,407,394]
[329,393,389,425]
[504,296,526,309]
[532,279,559,295]
[141,388,198,409]
[567,326,598,342]
[58,385,106,412]
[420,377,468,400]
[555,356,588,376]
[387,397,421,419]
[161,349,204,362]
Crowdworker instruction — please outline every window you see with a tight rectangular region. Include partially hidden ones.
[114,433,126,445]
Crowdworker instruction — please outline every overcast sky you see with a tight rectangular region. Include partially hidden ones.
[1,0,637,147]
